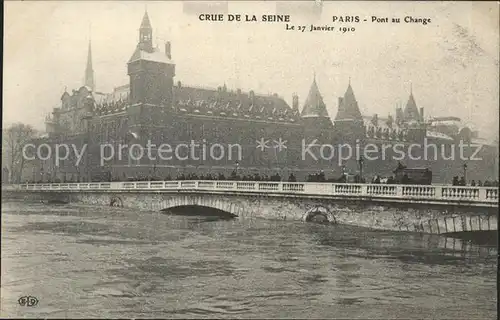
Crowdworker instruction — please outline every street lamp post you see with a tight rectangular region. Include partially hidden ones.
[463,163,467,184]
[235,161,240,176]
[152,159,157,180]
[40,163,44,183]
[358,155,364,182]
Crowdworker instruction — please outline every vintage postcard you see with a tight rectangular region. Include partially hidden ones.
[2,1,498,319]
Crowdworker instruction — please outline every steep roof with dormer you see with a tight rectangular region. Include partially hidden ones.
[89,83,300,122]
[300,77,329,118]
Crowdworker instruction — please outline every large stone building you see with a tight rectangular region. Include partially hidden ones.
[37,11,497,183]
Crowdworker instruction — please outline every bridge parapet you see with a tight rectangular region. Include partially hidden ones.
[4,181,498,207]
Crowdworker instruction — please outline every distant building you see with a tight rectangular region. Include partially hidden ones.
[34,11,497,183]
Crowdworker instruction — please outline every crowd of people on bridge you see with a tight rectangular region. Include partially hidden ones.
[18,169,447,186]
[16,167,499,187]
[452,176,498,187]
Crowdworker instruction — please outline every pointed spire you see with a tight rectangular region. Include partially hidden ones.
[334,80,363,122]
[344,79,356,102]
[137,10,153,52]
[403,85,419,122]
[300,78,328,118]
[140,10,152,29]
[84,39,95,91]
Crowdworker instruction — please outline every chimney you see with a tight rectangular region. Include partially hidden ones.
[372,113,378,126]
[396,107,403,124]
[165,41,171,59]
[292,94,299,110]
[249,90,255,104]
[419,107,424,122]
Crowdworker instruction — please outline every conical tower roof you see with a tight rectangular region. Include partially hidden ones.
[403,92,420,121]
[301,77,329,118]
[140,11,152,29]
[84,40,95,91]
[335,82,363,121]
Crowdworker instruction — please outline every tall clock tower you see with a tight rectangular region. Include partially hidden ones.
[127,11,175,106]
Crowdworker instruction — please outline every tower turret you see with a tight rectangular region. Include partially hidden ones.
[301,75,329,119]
[334,79,363,122]
[334,79,365,140]
[403,85,420,122]
[402,85,426,141]
[139,10,153,52]
[127,11,176,106]
[300,75,334,141]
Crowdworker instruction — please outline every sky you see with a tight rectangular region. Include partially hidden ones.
[3,1,499,140]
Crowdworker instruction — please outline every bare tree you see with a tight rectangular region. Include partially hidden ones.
[2,123,37,183]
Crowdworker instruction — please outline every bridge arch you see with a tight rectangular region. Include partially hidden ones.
[160,195,246,217]
[303,205,337,224]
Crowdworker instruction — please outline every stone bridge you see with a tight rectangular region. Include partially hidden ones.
[3,180,498,235]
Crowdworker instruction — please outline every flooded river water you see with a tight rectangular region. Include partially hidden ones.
[1,200,497,318]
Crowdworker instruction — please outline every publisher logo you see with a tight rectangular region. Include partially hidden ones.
[18,296,39,307]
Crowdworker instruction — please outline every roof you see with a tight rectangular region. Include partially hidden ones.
[84,41,95,90]
[429,116,461,122]
[471,137,496,146]
[92,90,128,116]
[173,85,296,121]
[362,116,401,130]
[128,46,174,64]
[92,89,128,105]
[426,130,454,141]
[60,91,70,100]
[89,83,299,121]
[300,78,329,118]
[140,11,152,29]
[334,83,363,121]
[430,120,461,126]
[403,93,420,121]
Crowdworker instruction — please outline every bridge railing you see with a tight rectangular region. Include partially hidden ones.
[5,181,499,203]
